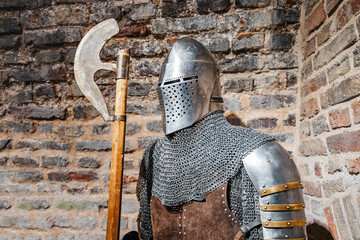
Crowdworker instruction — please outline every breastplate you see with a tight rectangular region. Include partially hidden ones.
[150,183,242,240]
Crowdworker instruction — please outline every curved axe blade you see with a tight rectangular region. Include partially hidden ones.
[74,18,120,121]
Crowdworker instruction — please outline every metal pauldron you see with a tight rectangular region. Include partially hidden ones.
[243,141,307,240]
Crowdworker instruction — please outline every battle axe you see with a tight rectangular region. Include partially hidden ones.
[74,18,130,240]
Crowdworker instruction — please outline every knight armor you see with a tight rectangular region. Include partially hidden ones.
[136,37,307,240]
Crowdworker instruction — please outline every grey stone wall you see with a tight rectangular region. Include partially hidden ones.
[0,0,300,239]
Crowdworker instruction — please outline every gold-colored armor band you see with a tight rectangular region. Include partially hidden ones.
[264,238,307,240]
[260,203,306,211]
[260,181,303,196]
[262,219,307,228]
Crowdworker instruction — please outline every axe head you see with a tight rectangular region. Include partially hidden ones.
[74,18,120,121]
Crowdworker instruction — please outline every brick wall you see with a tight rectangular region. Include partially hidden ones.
[0,0,301,239]
[298,0,360,239]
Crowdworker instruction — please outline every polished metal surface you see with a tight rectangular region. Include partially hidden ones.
[243,141,307,239]
[74,18,119,122]
[116,51,130,79]
[157,37,223,134]
[243,141,302,192]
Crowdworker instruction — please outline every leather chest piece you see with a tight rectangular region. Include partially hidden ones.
[150,183,242,240]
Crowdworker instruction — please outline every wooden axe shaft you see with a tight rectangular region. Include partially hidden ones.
[106,50,130,240]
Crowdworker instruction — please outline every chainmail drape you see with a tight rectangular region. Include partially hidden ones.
[136,111,275,240]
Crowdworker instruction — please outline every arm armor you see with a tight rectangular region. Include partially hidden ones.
[243,141,307,240]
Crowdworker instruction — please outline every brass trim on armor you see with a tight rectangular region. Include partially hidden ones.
[264,238,307,240]
[262,219,307,228]
[260,181,303,196]
[260,203,306,211]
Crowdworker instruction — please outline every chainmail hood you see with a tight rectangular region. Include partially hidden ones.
[137,111,275,239]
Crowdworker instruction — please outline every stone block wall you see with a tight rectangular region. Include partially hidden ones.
[0,0,301,239]
[298,0,360,239]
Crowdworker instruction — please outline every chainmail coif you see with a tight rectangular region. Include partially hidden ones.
[137,111,275,240]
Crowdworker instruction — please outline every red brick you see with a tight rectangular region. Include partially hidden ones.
[304,37,315,59]
[48,171,98,182]
[299,139,328,156]
[350,0,360,15]
[301,73,327,97]
[336,3,351,30]
[326,0,341,15]
[315,161,322,177]
[117,24,149,38]
[305,1,327,33]
[325,207,339,240]
[352,101,360,124]
[327,130,360,153]
[329,108,351,129]
[345,158,360,174]
[301,98,320,119]
[303,181,322,197]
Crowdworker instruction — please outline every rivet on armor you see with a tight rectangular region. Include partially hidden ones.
[262,184,265,188]
[267,158,270,162]
[263,189,267,193]
[179,224,181,227]
[264,206,267,210]
[222,187,225,190]
[232,218,234,221]
[286,205,290,209]
[228,214,231,217]
[203,95,206,99]
[284,184,288,188]
[235,221,238,223]
[184,232,186,235]
[225,208,227,211]
[265,222,269,226]
[300,182,303,186]
[222,201,225,204]
[305,220,307,224]
[266,201,269,204]
[287,222,291,226]
[303,204,305,208]
[285,235,289,238]
[179,232,181,235]
[184,209,186,211]
[184,216,186,219]
[267,217,271,221]
[221,194,224,197]
[179,216,181,219]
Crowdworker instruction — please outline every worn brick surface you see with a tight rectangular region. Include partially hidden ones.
[305,1,326,33]
[317,22,331,46]
[232,33,264,52]
[329,108,351,129]
[327,130,360,153]
[198,0,229,13]
[301,73,327,97]
[333,199,352,239]
[325,207,339,240]
[300,98,319,119]
[299,139,327,156]
[314,25,357,69]
[328,56,351,83]
[312,114,329,136]
[303,181,322,197]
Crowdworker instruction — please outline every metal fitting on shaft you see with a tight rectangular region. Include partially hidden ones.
[116,50,130,79]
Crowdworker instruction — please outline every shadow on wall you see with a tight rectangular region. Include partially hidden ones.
[307,223,334,240]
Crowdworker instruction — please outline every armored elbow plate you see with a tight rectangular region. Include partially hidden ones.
[243,141,307,240]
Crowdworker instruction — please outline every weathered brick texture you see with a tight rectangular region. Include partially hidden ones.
[298,0,360,238]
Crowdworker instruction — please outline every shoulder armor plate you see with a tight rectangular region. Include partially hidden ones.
[243,141,307,240]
